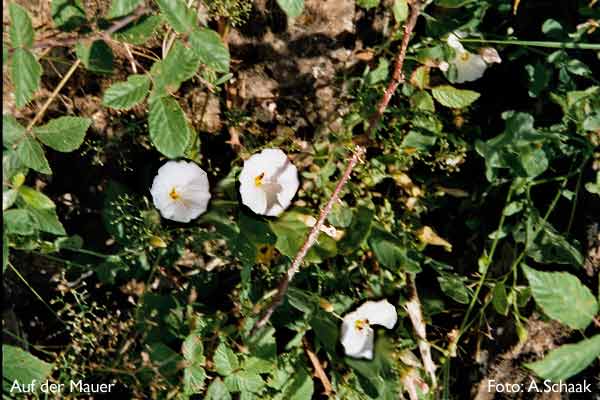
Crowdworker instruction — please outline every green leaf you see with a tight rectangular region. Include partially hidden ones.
[156,0,196,33]
[400,131,437,151]
[270,211,337,263]
[112,15,161,44]
[148,96,192,158]
[276,0,305,17]
[108,0,142,18]
[356,0,380,9]
[3,189,18,211]
[16,136,51,175]
[410,90,435,112]
[437,273,470,304]
[310,310,339,355]
[339,206,374,254]
[3,115,26,148]
[27,207,66,235]
[2,345,53,394]
[34,116,92,152]
[189,28,231,73]
[368,227,421,272]
[492,282,509,316]
[4,209,36,235]
[224,371,265,393]
[11,48,42,109]
[525,63,550,98]
[522,265,598,329]
[102,74,150,109]
[366,58,389,85]
[214,342,239,376]
[280,367,314,400]
[182,334,205,364]
[9,3,34,48]
[205,378,232,400]
[392,0,408,23]
[51,0,87,31]
[525,215,584,267]
[525,335,600,381]
[431,85,480,109]
[150,40,201,98]
[18,186,55,209]
[184,364,207,394]
[75,40,113,74]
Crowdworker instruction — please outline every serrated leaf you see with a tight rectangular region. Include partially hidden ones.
[16,136,51,175]
[224,371,265,393]
[213,342,239,376]
[9,3,34,48]
[525,335,600,381]
[156,0,196,33]
[108,0,142,18]
[112,15,161,44]
[27,207,66,235]
[189,28,230,73]
[276,0,305,17]
[102,74,150,109]
[11,48,42,109]
[4,209,36,235]
[522,265,598,329]
[34,116,91,152]
[282,367,314,400]
[75,40,113,74]
[182,334,205,364]
[205,378,232,400]
[148,96,192,158]
[18,186,55,209]
[184,364,207,394]
[2,345,53,393]
[151,40,201,98]
[431,85,480,109]
[3,115,26,148]
[51,0,87,31]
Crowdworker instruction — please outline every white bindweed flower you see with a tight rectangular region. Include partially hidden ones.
[239,148,299,217]
[150,160,211,223]
[341,300,398,360]
[447,33,488,83]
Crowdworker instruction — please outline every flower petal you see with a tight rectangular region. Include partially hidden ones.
[446,33,465,52]
[239,183,268,214]
[356,299,398,329]
[150,160,211,222]
[341,312,375,359]
[453,53,487,83]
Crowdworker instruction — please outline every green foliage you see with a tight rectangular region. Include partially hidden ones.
[102,75,150,109]
[108,0,143,18]
[11,48,42,109]
[51,0,87,31]
[155,0,196,33]
[276,0,305,18]
[431,85,480,109]
[34,117,92,152]
[148,96,193,158]
[9,3,34,48]
[189,29,231,73]
[2,345,53,394]
[522,265,598,330]
[75,40,114,74]
[525,335,600,381]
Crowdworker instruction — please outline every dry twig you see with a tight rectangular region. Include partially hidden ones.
[303,338,333,396]
[252,0,425,332]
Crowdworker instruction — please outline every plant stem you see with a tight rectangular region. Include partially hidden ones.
[252,0,425,333]
[27,59,81,130]
[459,38,600,50]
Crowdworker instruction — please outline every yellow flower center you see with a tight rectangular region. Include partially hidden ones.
[169,187,181,200]
[354,319,369,331]
[255,172,265,187]
[460,52,470,61]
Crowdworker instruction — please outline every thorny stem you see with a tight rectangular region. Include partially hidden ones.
[252,0,424,331]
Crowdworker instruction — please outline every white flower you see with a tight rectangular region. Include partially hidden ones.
[340,299,398,360]
[239,148,299,217]
[479,47,502,64]
[150,160,211,223]
[447,33,488,83]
